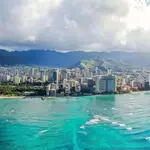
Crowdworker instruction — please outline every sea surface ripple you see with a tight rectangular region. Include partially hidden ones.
[0,92,150,149]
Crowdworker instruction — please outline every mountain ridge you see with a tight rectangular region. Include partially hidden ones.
[0,49,150,68]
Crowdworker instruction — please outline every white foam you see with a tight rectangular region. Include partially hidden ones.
[129,113,133,116]
[127,127,132,131]
[112,122,118,125]
[93,115,110,122]
[145,137,150,141]
[112,107,117,110]
[9,109,15,113]
[104,108,108,111]
[39,130,48,134]
[119,124,126,127]
[85,119,100,125]
[93,115,100,119]
[80,125,85,129]
[101,117,110,122]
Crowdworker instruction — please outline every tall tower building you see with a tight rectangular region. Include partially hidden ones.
[95,76,101,93]
[53,70,61,85]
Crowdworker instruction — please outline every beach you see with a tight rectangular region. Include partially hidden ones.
[0,96,25,99]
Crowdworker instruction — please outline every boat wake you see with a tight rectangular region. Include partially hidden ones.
[80,114,133,131]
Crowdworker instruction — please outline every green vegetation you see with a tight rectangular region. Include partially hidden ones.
[75,58,137,72]
[0,84,46,96]
[80,59,96,69]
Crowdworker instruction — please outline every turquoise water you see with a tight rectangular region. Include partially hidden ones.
[0,93,150,149]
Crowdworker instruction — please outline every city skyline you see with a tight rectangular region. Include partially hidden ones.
[0,65,150,97]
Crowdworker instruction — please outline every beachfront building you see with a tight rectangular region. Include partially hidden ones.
[46,83,57,96]
[95,75,101,93]
[96,75,117,93]
[46,84,51,96]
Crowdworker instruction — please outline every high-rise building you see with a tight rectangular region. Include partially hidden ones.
[29,77,34,83]
[97,75,117,93]
[66,71,71,80]
[29,68,35,77]
[133,81,143,89]
[75,84,81,93]
[0,75,11,82]
[46,84,51,96]
[63,79,68,88]
[87,78,94,88]
[65,83,70,95]
[40,70,45,79]
[42,75,46,83]
[21,76,27,83]
[144,82,149,90]
[107,69,111,75]
[95,67,98,75]
[121,78,126,85]
[95,76,101,93]
[53,70,61,85]
[68,79,77,88]
[61,70,67,81]
[146,74,150,85]
[75,68,81,79]
[13,76,20,84]
[99,79,106,93]
[83,69,90,78]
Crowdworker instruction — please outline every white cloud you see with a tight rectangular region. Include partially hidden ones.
[0,0,150,51]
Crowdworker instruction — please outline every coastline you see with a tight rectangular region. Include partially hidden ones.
[0,95,56,99]
[0,96,25,99]
[130,91,150,94]
[0,91,150,99]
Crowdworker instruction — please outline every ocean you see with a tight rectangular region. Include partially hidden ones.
[0,93,150,149]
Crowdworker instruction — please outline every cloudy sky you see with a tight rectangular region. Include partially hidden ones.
[0,0,150,51]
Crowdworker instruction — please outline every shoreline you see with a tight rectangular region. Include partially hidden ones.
[0,96,57,99]
[0,96,25,99]
[130,91,150,94]
[0,91,150,99]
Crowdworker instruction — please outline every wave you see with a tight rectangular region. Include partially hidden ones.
[86,114,134,133]
[126,127,132,131]
[80,125,85,129]
[145,137,150,141]
[85,119,100,125]
[119,124,126,127]
[39,129,48,134]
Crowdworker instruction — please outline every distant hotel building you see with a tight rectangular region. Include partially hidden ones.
[96,75,117,93]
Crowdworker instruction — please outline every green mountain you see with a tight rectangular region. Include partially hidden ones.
[0,49,150,69]
[74,58,137,71]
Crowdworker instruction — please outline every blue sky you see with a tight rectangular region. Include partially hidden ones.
[0,0,150,52]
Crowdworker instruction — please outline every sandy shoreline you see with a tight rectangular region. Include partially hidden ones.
[0,91,150,99]
[0,96,25,99]
[0,96,56,99]
[130,91,150,94]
